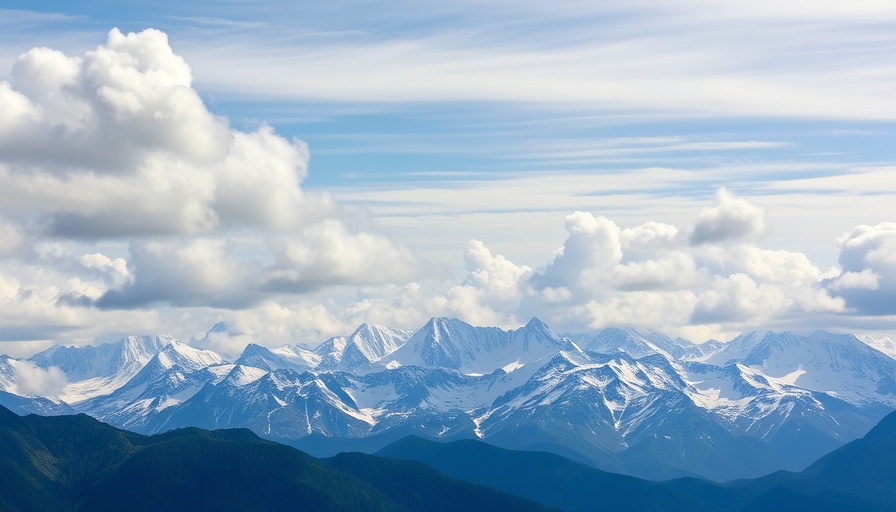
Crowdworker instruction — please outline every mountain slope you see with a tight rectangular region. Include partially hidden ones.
[30,335,173,403]
[76,342,230,432]
[663,409,896,511]
[0,405,562,512]
[586,327,718,360]
[378,411,896,512]
[235,343,319,372]
[705,331,896,411]
[759,408,896,509]
[326,451,557,512]
[382,317,571,374]
[315,323,413,372]
[2,321,893,483]
[377,435,713,512]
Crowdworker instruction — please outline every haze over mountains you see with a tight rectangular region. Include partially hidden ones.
[2,318,895,482]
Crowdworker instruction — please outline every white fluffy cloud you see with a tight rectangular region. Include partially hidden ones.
[528,212,622,300]
[0,29,336,237]
[0,28,429,329]
[13,361,67,397]
[431,190,845,334]
[265,220,432,293]
[0,219,23,256]
[0,27,893,352]
[690,188,766,245]
[828,223,896,314]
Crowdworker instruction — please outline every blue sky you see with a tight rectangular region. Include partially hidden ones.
[0,1,895,355]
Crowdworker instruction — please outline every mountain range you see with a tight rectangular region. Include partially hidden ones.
[3,403,894,511]
[2,318,895,482]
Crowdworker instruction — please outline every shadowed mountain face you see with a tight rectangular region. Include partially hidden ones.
[376,435,714,512]
[378,409,896,512]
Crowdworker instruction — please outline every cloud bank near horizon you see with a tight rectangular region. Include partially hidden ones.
[0,28,894,357]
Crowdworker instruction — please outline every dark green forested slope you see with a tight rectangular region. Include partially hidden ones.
[0,405,557,512]
[0,406,405,512]
[376,435,714,512]
[326,451,558,512]
[377,409,896,512]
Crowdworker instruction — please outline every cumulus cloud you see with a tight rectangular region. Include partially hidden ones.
[96,238,252,309]
[265,220,432,292]
[528,212,622,300]
[436,191,844,334]
[829,223,896,314]
[13,361,67,397]
[429,240,532,326]
[0,28,431,328]
[3,29,228,172]
[0,28,339,239]
[0,27,892,350]
[690,188,766,244]
[0,219,23,255]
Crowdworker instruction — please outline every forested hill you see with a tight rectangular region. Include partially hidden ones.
[0,405,553,512]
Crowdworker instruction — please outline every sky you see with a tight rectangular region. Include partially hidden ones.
[0,1,895,356]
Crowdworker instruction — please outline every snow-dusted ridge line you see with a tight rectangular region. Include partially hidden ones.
[2,319,895,482]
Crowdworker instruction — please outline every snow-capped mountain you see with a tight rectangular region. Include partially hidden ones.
[382,317,573,375]
[235,343,320,373]
[1,320,894,482]
[30,335,174,403]
[0,355,74,415]
[155,367,375,439]
[858,333,896,360]
[682,360,875,469]
[704,330,896,412]
[315,323,413,372]
[77,341,230,430]
[0,355,18,393]
[585,327,720,360]
[30,335,172,381]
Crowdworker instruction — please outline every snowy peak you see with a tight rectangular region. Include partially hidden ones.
[705,330,778,366]
[29,335,173,382]
[859,333,896,360]
[341,323,413,366]
[523,317,553,336]
[514,317,567,348]
[0,356,15,391]
[223,364,269,387]
[153,341,227,373]
[314,323,412,372]
[585,327,708,361]
[706,330,896,408]
[586,328,666,358]
[383,317,476,370]
[205,321,230,335]
[384,318,548,374]
[236,343,318,373]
